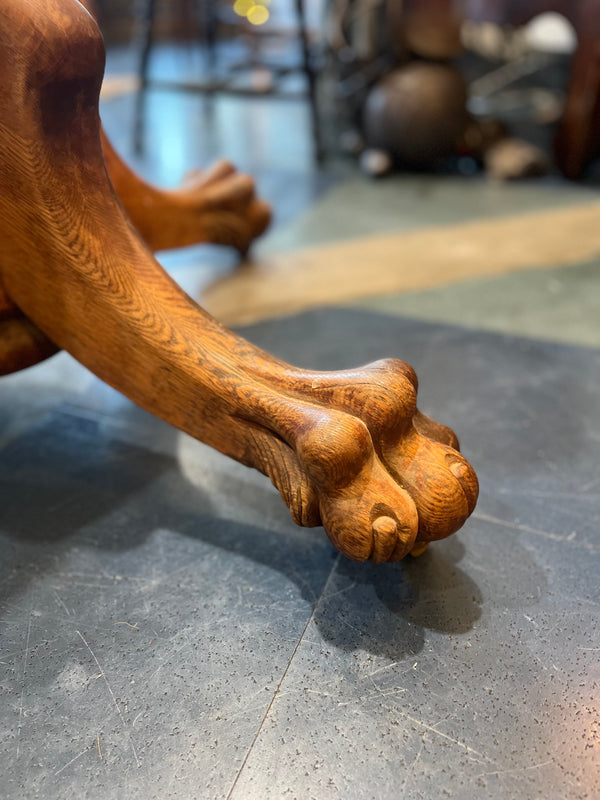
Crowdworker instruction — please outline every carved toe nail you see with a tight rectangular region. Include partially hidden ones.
[448,458,468,479]
[372,515,397,537]
[445,453,479,514]
[371,515,398,563]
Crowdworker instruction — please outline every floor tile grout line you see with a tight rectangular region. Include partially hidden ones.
[225,554,340,800]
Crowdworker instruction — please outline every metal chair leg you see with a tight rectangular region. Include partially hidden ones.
[134,0,156,153]
[295,0,325,162]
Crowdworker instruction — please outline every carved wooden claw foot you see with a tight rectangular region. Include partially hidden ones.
[102,132,271,254]
[0,0,478,563]
[237,358,478,561]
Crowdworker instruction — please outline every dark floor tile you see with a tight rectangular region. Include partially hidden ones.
[228,310,600,800]
[2,310,599,799]
[0,409,334,800]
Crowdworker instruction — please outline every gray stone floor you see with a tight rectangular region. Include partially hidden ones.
[1,310,599,799]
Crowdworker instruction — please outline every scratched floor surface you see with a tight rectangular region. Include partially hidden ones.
[1,309,598,799]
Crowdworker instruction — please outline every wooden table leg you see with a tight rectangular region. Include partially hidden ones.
[0,0,478,562]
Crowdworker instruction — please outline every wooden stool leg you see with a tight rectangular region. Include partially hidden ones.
[133,0,155,153]
[0,0,477,561]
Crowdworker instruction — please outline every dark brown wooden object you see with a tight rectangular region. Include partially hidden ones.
[405,0,600,179]
[0,279,59,375]
[0,0,478,562]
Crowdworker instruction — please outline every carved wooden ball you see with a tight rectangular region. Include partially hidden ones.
[363,62,469,168]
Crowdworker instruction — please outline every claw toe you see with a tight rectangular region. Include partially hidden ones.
[371,515,398,563]
[445,451,479,514]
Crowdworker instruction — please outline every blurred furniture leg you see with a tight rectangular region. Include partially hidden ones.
[463,0,600,178]
[554,25,600,178]
[295,0,324,160]
[133,0,324,160]
[134,0,156,153]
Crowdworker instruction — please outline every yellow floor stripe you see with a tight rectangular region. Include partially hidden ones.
[200,200,600,326]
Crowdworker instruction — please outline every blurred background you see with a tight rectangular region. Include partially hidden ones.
[94,0,600,346]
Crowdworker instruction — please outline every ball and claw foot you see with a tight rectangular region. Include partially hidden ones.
[244,358,479,563]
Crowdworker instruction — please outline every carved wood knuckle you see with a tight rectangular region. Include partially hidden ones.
[295,413,372,491]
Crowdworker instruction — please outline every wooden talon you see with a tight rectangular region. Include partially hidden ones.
[371,516,400,565]
[0,0,478,563]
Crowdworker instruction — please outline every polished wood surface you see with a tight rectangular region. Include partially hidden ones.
[0,316,58,376]
[0,0,478,562]
[0,278,59,375]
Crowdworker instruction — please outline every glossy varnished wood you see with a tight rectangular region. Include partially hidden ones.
[0,0,478,562]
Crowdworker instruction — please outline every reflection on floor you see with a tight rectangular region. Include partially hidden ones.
[2,50,599,799]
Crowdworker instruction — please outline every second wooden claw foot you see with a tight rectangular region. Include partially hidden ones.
[101,131,271,254]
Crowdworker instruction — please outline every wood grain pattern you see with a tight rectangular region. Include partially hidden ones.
[0,0,478,561]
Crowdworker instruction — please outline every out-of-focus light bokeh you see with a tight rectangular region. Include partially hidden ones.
[234,0,271,26]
